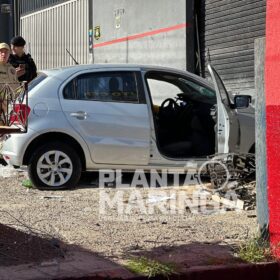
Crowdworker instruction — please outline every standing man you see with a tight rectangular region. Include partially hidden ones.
[0,43,18,85]
[9,36,37,83]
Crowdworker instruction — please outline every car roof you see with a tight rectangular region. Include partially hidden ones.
[42,64,214,89]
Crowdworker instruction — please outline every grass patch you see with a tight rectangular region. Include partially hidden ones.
[238,237,274,263]
[126,257,176,278]
[22,179,34,189]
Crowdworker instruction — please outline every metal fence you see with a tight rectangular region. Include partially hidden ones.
[18,0,68,16]
[20,0,89,69]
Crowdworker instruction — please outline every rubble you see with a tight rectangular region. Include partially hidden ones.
[211,194,244,210]
[202,153,256,211]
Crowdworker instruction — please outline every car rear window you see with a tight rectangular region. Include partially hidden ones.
[28,73,48,91]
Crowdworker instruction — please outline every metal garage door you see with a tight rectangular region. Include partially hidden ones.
[199,0,266,95]
[20,0,89,70]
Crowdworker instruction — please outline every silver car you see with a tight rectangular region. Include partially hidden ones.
[2,64,255,190]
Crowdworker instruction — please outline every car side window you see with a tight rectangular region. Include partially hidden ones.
[146,71,216,105]
[63,72,140,103]
[147,78,181,106]
[63,79,75,99]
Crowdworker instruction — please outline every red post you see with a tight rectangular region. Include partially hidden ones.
[266,0,280,255]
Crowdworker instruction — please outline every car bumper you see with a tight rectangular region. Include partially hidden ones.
[2,128,40,167]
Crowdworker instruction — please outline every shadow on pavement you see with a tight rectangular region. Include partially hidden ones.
[0,223,134,279]
[121,241,243,273]
[77,171,209,190]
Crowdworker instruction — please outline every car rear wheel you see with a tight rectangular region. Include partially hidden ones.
[28,142,82,190]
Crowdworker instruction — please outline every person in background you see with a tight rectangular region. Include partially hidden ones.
[8,36,37,83]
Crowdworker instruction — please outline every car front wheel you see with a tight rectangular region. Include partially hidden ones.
[28,142,82,190]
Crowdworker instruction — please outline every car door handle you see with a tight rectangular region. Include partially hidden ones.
[70,111,88,120]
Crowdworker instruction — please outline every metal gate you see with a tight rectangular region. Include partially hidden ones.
[198,0,266,95]
[20,0,89,70]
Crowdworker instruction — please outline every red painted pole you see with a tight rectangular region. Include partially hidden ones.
[266,0,280,255]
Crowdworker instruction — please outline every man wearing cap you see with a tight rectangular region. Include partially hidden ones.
[0,43,18,84]
[9,36,37,83]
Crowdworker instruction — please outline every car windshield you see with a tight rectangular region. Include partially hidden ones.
[179,78,216,99]
[147,71,217,105]
[28,73,48,91]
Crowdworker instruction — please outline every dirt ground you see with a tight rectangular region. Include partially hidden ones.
[0,169,258,270]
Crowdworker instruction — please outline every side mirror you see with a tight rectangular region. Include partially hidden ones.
[233,95,252,109]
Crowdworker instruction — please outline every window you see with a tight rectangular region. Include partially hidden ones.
[63,72,139,103]
[179,79,216,100]
[28,73,47,91]
[147,78,181,106]
[211,68,231,105]
[146,72,216,105]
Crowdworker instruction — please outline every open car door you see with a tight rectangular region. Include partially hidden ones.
[207,64,240,154]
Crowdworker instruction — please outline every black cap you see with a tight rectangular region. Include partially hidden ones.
[10,36,26,47]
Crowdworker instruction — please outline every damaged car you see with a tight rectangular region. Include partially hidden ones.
[2,64,255,189]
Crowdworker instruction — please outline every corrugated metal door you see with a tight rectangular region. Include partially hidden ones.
[20,0,89,70]
[18,0,68,15]
[199,0,266,95]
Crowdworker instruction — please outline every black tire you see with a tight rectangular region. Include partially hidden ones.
[28,142,82,190]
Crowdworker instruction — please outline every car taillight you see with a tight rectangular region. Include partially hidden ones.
[10,104,31,125]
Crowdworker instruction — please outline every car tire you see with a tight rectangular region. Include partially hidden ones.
[28,142,82,190]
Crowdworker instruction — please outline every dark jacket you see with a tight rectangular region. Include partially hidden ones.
[8,53,37,83]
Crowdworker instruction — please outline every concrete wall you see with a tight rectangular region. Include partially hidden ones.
[255,37,268,233]
[266,0,280,253]
[92,0,187,70]
[18,0,191,71]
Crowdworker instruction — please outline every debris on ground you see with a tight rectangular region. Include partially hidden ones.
[211,194,244,210]
[41,195,64,200]
[146,193,176,204]
[201,153,256,211]
[234,181,256,211]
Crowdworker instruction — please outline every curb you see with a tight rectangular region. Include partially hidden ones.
[58,262,279,280]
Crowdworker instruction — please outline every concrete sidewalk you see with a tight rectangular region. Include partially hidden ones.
[0,249,278,280]
[0,250,134,280]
